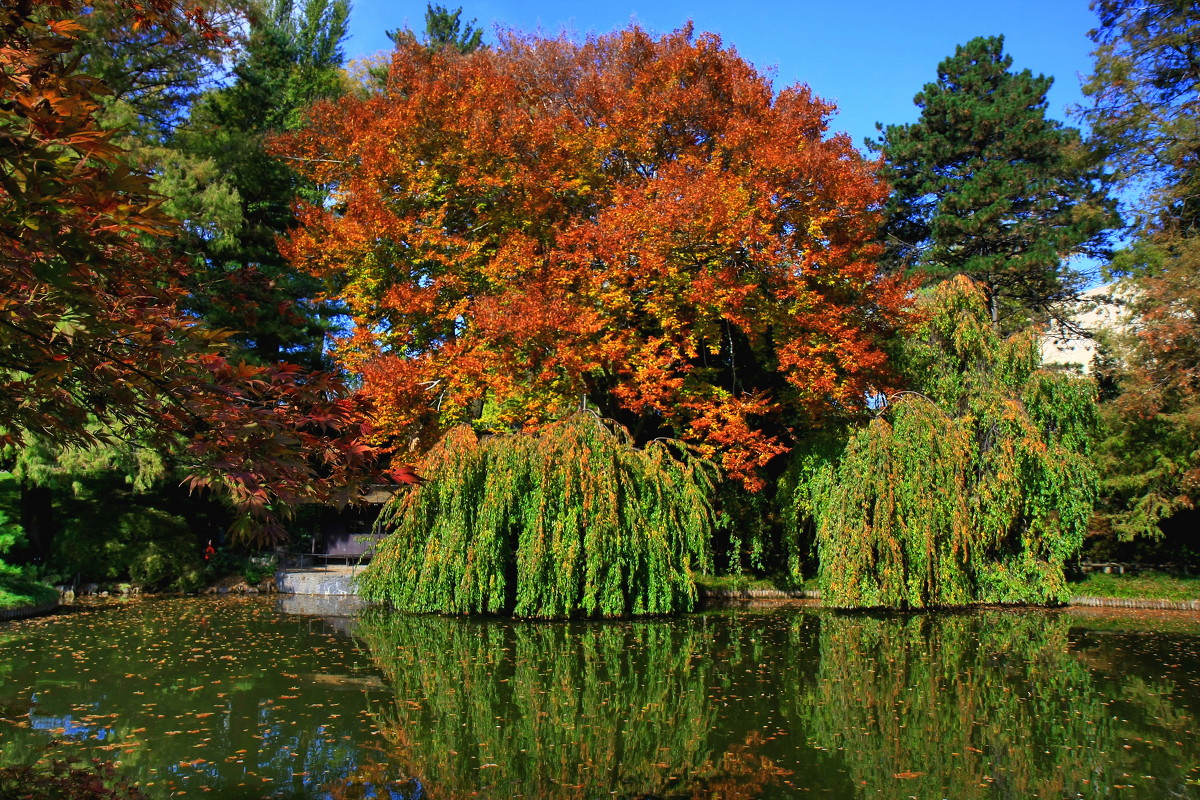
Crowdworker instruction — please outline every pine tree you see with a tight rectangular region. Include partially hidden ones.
[415,3,483,53]
[873,36,1116,330]
[71,0,353,369]
[176,0,351,368]
[371,3,484,86]
[68,0,246,283]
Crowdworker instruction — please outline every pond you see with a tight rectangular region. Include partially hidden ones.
[2,597,1200,799]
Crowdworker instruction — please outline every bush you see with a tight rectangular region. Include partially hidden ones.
[0,506,56,609]
[0,574,57,610]
[241,555,277,585]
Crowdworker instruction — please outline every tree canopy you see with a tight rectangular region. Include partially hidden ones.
[279,25,912,488]
[1,0,199,446]
[171,0,352,369]
[387,3,484,54]
[359,413,716,618]
[874,35,1115,329]
[1082,0,1200,232]
[1082,2,1200,544]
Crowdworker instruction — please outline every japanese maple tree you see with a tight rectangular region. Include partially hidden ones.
[1,0,404,544]
[279,26,911,486]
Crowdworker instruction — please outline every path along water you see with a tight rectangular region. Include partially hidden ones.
[2,596,1200,799]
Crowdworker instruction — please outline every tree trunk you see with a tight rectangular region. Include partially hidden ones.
[19,481,55,565]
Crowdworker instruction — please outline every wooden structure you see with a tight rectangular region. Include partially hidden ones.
[314,485,397,563]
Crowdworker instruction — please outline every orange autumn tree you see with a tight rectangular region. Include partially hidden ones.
[279,25,911,487]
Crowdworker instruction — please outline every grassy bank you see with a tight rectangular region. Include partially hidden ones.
[1069,571,1200,602]
[0,574,57,610]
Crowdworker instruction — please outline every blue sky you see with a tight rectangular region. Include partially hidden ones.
[343,0,1101,150]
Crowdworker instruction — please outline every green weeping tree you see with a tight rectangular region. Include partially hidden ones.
[357,413,717,618]
[789,277,1098,609]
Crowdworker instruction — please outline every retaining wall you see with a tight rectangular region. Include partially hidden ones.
[1069,595,1200,611]
[276,567,362,597]
[272,572,1200,612]
[702,588,1200,611]
[0,601,58,621]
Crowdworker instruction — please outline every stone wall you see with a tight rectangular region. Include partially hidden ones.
[275,567,361,597]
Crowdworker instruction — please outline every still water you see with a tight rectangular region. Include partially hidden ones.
[2,597,1200,799]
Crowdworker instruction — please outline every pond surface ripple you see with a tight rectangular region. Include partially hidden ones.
[2,597,1200,799]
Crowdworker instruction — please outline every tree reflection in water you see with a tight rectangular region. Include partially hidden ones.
[349,609,793,799]
[331,606,1200,799]
[4,600,1199,798]
[800,610,1199,799]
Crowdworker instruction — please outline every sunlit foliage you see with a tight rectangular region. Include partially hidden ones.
[175,0,352,369]
[357,413,716,618]
[789,277,1097,608]
[278,25,911,488]
[1082,0,1200,232]
[1094,238,1200,541]
[1082,2,1200,545]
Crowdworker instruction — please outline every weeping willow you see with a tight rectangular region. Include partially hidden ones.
[790,277,1098,608]
[356,412,717,618]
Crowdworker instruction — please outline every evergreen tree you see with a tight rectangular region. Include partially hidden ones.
[873,36,1116,330]
[69,0,246,276]
[386,3,484,54]
[176,0,351,368]
[19,0,348,560]
[72,0,234,137]
[69,0,351,368]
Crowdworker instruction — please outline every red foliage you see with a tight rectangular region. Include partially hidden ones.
[1,0,379,542]
[278,26,914,486]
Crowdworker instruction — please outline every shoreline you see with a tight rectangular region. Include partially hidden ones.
[5,580,1200,621]
[699,587,1200,611]
[0,601,59,621]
